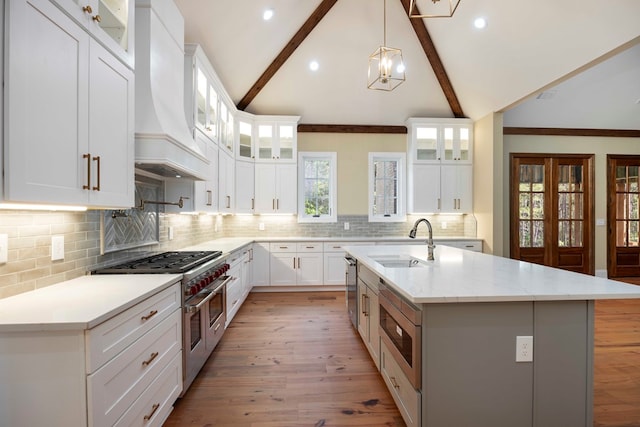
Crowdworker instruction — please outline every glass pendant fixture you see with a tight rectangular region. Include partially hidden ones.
[367,0,405,91]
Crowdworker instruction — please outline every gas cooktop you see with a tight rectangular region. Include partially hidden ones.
[93,251,223,274]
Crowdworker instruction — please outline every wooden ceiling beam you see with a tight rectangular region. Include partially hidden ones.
[236,0,338,111]
[504,127,640,138]
[298,124,407,134]
[398,0,465,118]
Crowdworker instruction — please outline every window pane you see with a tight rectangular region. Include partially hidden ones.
[519,221,531,247]
[532,193,544,219]
[616,166,627,192]
[558,193,569,220]
[572,193,583,220]
[630,221,639,247]
[571,221,583,247]
[617,221,627,246]
[519,194,531,219]
[519,165,531,191]
[558,165,570,192]
[630,194,640,220]
[532,221,544,247]
[558,221,569,247]
[531,165,544,191]
[630,166,639,192]
[572,165,583,192]
[617,193,628,219]
[302,157,332,218]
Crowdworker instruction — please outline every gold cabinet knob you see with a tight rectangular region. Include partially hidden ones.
[92,14,102,23]
[82,5,92,13]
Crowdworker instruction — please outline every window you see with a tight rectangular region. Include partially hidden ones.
[298,152,337,223]
[369,152,406,222]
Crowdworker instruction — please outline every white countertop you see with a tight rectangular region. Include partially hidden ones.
[0,274,182,332]
[344,244,640,304]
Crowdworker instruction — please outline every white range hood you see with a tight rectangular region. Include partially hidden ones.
[134,0,208,180]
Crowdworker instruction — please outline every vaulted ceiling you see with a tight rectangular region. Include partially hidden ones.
[174,0,640,130]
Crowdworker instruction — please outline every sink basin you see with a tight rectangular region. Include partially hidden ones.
[370,255,430,268]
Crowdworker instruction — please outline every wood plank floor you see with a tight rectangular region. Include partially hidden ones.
[165,290,640,427]
[164,292,405,427]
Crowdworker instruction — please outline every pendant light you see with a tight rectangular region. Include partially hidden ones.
[367,0,405,91]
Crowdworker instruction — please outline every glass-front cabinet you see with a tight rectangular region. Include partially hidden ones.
[407,118,473,164]
[185,44,221,143]
[51,0,134,67]
[254,117,300,162]
[236,113,254,160]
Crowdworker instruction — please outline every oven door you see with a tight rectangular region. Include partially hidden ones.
[183,289,216,393]
[205,277,230,354]
[379,288,422,389]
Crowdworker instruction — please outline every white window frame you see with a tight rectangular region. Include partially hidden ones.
[298,152,337,223]
[368,152,406,222]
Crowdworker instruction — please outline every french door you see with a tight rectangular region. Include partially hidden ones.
[510,154,594,274]
[607,155,640,277]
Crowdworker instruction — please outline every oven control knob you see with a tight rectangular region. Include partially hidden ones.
[206,276,213,284]
[224,264,230,272]
[189,285,198,295]
[213,269,221,278]
[199,279,207,290]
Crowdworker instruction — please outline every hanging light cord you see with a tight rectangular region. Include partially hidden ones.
[383,0,387,46]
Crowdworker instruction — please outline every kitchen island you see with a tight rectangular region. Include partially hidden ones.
[344,244,640,427]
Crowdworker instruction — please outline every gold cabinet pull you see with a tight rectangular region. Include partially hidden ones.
[92,14,101,23]
[83,153,91,190]
[141,310,158,321]
[214,323,222,332]
[142,351,159,366]
[143,403,160,421]
[389,376,400,389]
[92,156,100,191]
[82,5,92,13]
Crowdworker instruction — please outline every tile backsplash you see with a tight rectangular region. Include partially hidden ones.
[0,210,474,299]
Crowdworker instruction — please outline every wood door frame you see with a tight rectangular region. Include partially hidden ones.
[510,153,595,275]
[606,154,640,278]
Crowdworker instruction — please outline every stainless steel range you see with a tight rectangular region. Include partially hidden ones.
[93,251,232,395]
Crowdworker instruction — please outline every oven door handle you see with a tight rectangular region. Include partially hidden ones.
[185,290,215,314]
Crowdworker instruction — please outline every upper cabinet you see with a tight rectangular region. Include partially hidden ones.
[236,114,254,161]
[50,0,134,68]
[407,118,473,165]
[184,44,219,143]
[254,117,300,163]
[3,0,134,208]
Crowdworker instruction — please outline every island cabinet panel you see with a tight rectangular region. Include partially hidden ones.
[380,340,421,427]
[357,264,380,369]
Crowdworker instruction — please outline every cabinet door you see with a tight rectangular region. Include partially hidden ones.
[441,165,472,213]
[88,39,134,207]
[218,150,234,213]
[270,252,297,286]
[357,280,369,342]
[367,289,380,368]
[297,253,323,285]
[324,252,346,285]
[251,243,270,287]
[193,137,218,213]
[235,160,255,213]
[254,163,276,212]
[275,164,297,213]
[5,0,89,205]
[410,165,441,213]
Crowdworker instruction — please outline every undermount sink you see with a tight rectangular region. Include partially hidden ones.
[370,255,430,268]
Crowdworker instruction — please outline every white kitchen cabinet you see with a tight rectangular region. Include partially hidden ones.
[225,251,244,326]
[235,160,255,214]
[269,242,323,286]
[241,246,253,296]
[0,280,182,427]
[254,117,300,162]
[323,242,369,286]
[380,340,421,427]
[219,102,234,156]
[4,0,134,208]
[165,130,219,213]
[218,149,235,214]
[51,0,135,68]
[236,114,254,160]
[254,163,297,214]
[184,44,219,144]
[251,242,270,287]
[409,164,472,214]
[406,118,473,165]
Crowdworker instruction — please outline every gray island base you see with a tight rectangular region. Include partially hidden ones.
[344,244,640,427]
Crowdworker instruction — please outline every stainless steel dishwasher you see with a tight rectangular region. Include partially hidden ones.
[344,256,358,329]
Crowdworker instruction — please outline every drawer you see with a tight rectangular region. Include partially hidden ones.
[296,242,322,252]
[86,282,181,373]
[380,340,421,427]
[269,242,296,253]
[113,351,182,427]
[439,240,483,252]
[323,241,369,252]
[87,309,182,427]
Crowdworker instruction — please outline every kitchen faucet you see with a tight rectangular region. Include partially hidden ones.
[409,218,435,261]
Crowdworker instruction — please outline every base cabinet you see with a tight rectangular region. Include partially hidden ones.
[269,242,323,286]
[380,340,421,427]
[0,282,182,427]
[357,264,380,369]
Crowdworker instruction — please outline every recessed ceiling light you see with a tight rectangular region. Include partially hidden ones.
[263,9,274,21]
[473,17,487,29]
[396,63,406,73]
[309,60,319,71]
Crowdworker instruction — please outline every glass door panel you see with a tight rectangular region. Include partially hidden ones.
[278,125,294,160]
[459,127,470,161]
[238,121,252,159]
[415,126,438,161]
[443,127,454,161]
[196,68,207,129]
[257,125,273,160]
[207,83,218,134]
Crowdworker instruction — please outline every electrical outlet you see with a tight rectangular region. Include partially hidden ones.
[51,235,64,261]
[259,223,265,231]
[0,234,8,264]
[344,222,350,230]
[516,336,533,362]
[441,222,447,229]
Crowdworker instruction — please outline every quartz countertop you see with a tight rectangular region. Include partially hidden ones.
[0,274,182,332]
[344,244,640,304]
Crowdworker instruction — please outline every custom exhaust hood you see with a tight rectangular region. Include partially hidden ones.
[134,0,208,181]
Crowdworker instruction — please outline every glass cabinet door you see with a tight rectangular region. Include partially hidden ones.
[97,0,129,52]
[196,68,207,130]
[257,124,274,160]
[459,127,470,161]
[278,125,294,160]
[415,126,438,161]
[207,83,218,136]
[238,121,253,159]
[443,127,454,161]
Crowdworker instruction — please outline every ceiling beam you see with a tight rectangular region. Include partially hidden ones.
[236,0,339,111]
[298,124,407,134]
[398,0,465,118]
[504,127,640,138]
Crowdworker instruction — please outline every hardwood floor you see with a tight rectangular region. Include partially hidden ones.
[165,290,640,427]
[164,292,405,427]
